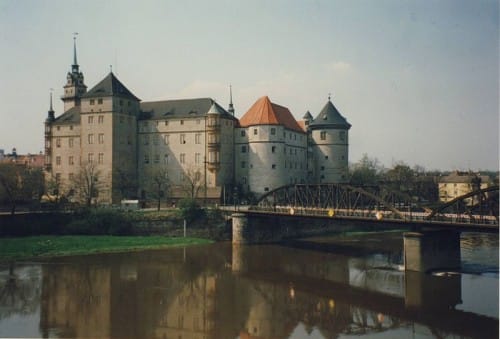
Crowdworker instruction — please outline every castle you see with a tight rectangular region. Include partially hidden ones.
[44,41,351,205]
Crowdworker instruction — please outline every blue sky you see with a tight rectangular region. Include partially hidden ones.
[0,0,498,170]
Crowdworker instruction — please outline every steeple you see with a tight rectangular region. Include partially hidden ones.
[62,34,87,111]
[228,85,235,115]
[72,33,79,73]
[46,90,55,122]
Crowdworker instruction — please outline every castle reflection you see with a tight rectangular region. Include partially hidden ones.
[30,242,496,338]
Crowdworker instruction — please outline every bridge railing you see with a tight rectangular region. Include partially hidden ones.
[248,205,499,226]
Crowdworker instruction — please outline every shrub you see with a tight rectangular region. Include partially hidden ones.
[66,209,133,235]
[177,198,205,223]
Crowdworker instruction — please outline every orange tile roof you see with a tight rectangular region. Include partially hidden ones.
[239,96,303,132]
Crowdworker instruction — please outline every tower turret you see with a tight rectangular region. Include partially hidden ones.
[62,34,87,111]
[309,94,351,183]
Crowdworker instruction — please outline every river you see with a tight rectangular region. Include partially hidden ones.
[0,231,497,338]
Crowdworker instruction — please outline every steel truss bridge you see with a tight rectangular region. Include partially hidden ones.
[249,184,499,230]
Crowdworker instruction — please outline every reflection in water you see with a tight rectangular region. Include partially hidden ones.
[0,232,497,338]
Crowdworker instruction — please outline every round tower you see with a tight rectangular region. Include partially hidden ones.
[308,95,351,183]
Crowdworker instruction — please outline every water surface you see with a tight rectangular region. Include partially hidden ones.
[0,231,497,338]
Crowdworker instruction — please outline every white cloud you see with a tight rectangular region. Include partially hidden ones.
[325,61,353,73]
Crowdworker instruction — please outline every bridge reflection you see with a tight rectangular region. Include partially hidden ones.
[28,243,498,339]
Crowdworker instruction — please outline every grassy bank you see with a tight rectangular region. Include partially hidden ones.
[0,235,213,261]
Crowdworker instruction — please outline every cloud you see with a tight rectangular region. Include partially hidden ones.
[325,61,353,73]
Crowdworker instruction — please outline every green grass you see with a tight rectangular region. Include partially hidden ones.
[0,236,213,261]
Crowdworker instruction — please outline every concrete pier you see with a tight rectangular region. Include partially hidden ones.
[404,230,461,272]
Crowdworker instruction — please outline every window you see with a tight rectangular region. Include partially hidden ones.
[97,98,103,104]
[180,120,184,125]
[55,173,61,183]
[164,120,169,126]
[143,135,149,145]
[241,161,246,168]
[69,156,74,165]
[98,133,104,144]
[90,99,95,105]
[195,153,201,164]
[325,155,328,160]
[144,154,149,164]
[272,164,276,169]
[98,115,104,124]
[320,131,327,140]
[241,130,246,137]
[88,134,94,144]
[69,138,74,148]
[164,154,169,164]
[88,153,94,163]
[56,156,61,166]
[56,138,61,148]
[70,125,73,130]
[69,173,74,181]
[180,153,186,164]
[271,128,276,135]
[196,119,201,125]
[163,134,169,144]
[153,134,159,145]
[241,146,247,153]
[98,153,104,164]
[253,129,258,135]
[88,116,94,124]
[154,154,160,164]
[272,146,276,153]
[195,133,201,144]
[180,134,186,144]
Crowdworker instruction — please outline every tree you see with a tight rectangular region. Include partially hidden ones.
[0,163,44,214]
[384,162,415,192]
[146,167,170,211]
[114,167,138,201]
[181,165,204,199]
[74,162,102,207]
[349,154,383,186]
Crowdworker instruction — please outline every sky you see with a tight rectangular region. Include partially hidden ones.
[0,0,498,171]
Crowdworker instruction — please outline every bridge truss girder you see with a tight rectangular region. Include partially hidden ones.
[255,184,409,220]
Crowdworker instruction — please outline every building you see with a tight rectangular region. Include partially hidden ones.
[438,171,491,205]
[0,148,45,168]
[44,41,351,205]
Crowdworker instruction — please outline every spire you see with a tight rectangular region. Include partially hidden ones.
[72,32,79,73]
[47,89,55,122]
[228,84,235,115]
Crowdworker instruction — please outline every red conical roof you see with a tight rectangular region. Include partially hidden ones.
[239,96,303,132]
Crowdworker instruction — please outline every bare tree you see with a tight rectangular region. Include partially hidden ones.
[0,164,44,214]
[181,165,204,199]
[74,162,102,207]
[115,167,138,200]
[146,167,170,211]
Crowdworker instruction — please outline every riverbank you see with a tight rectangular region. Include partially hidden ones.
[0,235,213,261]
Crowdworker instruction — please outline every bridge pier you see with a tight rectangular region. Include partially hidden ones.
[232,213,283,245]
[403,230,461,272]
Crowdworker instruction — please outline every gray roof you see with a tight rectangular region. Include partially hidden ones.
[53,106,81,125]
[139,98,235,120]
[82,72,140,101]
[309,100,351,129]
[302,111,313,120]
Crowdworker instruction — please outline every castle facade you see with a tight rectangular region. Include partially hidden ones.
[44,43,351,205]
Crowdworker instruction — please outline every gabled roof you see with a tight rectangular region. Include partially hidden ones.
[309,99,351,130]
[239,96,303,132]
[54,106,81,125]
[139,98,235,120]
[82,72,140,101]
